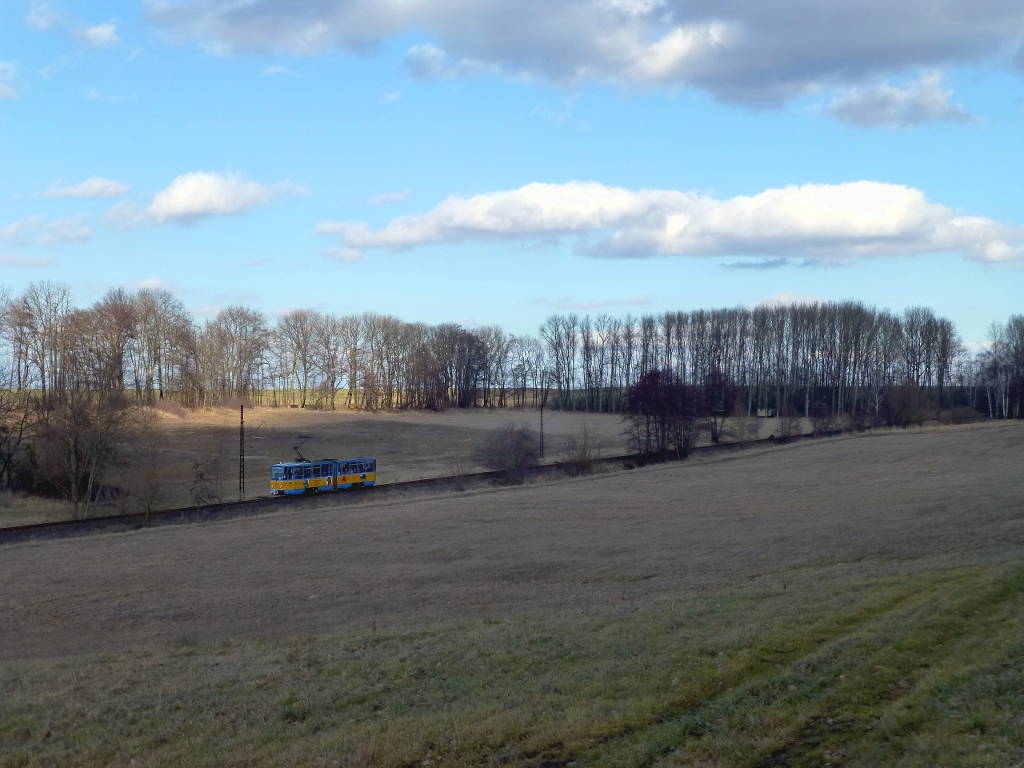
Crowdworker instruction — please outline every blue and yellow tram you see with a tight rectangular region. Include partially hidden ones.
[270,457,377,495]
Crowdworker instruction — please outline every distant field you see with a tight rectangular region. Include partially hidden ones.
[0,404,801,526]
[1,422,1022,766]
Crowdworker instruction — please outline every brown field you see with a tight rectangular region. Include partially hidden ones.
[1,406,631,526]
[2,404,795,526]
[1,422,1022,766]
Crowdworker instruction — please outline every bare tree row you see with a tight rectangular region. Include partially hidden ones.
[540,303,973,422]
[1,282,1020,429]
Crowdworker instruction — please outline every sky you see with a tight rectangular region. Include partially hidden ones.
[1,0,1023,347]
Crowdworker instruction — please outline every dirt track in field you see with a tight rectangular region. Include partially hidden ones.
[2,423,1022,661]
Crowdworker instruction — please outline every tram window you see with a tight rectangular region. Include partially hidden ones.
[303,466,312,479]
[283,467,292,480]
[322,463,330,475]
[342,463,349,474]
[370,460,376,472]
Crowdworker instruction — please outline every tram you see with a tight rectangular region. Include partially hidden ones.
[270,457,377,495]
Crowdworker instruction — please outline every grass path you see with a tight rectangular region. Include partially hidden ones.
[3,561,1021,767]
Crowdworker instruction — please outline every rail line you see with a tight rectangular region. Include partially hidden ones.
[0,431,838,546]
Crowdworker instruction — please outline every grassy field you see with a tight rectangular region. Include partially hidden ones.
[0,403,798,526]
[2,422,1022,766]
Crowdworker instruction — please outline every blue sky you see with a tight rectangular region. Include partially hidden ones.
[2,0,1022,346]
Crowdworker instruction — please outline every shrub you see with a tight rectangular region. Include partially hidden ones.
[561,426,599,477]
[475,423,539,484]
[945,406,982,425]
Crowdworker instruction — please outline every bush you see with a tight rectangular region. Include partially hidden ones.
[810,402,836,437]
[476,423,539,484]
[561,426,599,477]
[945,406,982,425]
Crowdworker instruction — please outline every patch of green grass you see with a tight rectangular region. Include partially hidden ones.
[2,563,1022,767]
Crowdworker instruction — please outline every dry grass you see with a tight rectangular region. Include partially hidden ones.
[7,400,994,527]
[1,422,1022,766]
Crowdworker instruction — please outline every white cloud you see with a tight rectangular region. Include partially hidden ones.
[0,63,17,99]
[831,71,975,128]
[369,190,409,206]
[27,2,63,30]
[379,90,401,104]
[0,253,55,267]
[756,293,824,308]
[1,214,92,246]
[317,180,1024,265]
[145,0,1024,107]
[42,177,130,198]
[79,21,120,46]
[110,172,303,225]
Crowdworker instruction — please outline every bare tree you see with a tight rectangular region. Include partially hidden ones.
[33,310,134,518]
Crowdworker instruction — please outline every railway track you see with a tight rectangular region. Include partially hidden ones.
[0,431,837,545]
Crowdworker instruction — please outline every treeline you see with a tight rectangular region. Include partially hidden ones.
[1,281,1022,427]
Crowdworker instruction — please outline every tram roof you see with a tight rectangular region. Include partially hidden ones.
[271,457,375,467]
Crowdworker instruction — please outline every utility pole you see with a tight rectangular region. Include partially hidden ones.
[538,369,553,459]
[239,404,245,501]
[539,400,545,459]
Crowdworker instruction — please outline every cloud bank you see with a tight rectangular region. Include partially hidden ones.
[146,0,1024,106]
[317,180,1024,265]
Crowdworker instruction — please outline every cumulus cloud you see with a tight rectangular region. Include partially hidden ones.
[78,21,120,46]
[1,215,92,246]
[109,171,304,226]
[831,71,974,128]
[145,0,1024,106]
[148,172,276,222]
[42,177,130,198]
[316,180,1024,265]
[0,63,17,99]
